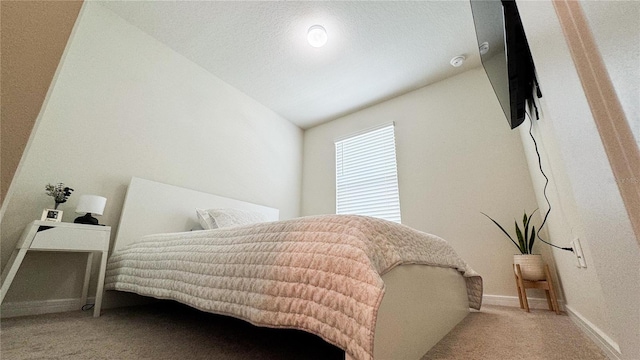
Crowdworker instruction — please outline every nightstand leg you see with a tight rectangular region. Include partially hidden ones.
[0,248,28,304]
[81,253,94,308]
[93,251,108,317]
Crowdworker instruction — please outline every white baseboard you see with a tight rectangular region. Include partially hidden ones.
[564,305,621,360]
[1,297,95,318]
[483,294,565,311]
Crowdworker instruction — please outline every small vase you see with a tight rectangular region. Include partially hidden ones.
[54,203,60,210]
[513,254,545,281]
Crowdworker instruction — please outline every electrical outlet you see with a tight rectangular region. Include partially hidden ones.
[570,240,579,267]
[571,238,587,268]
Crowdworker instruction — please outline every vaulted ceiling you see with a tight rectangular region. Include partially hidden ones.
[101,1,480,129]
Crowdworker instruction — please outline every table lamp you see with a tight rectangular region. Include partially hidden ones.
[74,195,107,225]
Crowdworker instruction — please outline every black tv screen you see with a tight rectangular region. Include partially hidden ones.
[470,0,538,129]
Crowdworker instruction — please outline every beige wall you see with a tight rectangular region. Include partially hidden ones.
[302,68,540,297]
[518,1,640,358]
[0,0,83,206]
[1,3,302,305]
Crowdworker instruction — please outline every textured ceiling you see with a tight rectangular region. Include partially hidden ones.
[100,1,480,129]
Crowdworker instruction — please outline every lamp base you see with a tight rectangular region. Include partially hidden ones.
[74,213,99,225]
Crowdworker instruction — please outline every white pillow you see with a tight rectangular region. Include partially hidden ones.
[196,208,268,230]
[196,208,217,230]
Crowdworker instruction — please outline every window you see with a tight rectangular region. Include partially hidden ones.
[335,123,401,223]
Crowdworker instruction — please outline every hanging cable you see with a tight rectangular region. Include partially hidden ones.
[526,111,573,252]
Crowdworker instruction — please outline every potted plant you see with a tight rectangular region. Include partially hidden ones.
[482,210,546,281]
[45,183,74,209]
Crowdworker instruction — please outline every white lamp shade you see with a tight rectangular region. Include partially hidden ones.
[75,195,107,215]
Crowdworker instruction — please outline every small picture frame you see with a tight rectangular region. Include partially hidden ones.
[41,209,63,222]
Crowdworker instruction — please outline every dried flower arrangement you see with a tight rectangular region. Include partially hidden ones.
[45,183,74,209]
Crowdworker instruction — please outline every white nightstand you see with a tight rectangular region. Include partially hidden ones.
[0,220,110,317]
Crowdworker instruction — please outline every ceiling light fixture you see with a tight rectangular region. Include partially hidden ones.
[450,55,466,67]
[307,25,327,48]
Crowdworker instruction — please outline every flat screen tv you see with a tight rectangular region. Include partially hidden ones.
[470,0,539,129]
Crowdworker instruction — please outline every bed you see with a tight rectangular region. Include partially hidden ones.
[105,177,482,360]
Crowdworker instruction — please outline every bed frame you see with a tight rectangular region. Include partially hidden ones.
[109,177,469,360]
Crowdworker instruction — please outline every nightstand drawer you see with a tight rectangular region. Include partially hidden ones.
[30,226,108,252]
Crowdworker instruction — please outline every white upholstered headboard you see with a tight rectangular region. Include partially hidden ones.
[113,177,279,252]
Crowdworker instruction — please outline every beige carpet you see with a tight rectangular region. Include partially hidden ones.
[422,305,608,360]
[1,302,607,360]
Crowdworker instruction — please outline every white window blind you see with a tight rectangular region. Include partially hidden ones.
[335,123,401,223]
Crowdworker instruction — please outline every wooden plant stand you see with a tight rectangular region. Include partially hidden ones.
[514,263,560,314]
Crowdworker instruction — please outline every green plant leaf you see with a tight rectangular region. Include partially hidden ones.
[481,212,522,252]
[523,209,538,255]
[524,209,538,230]
[523,211,530,253]
[529,226,536,254]
[515,221,526,254]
